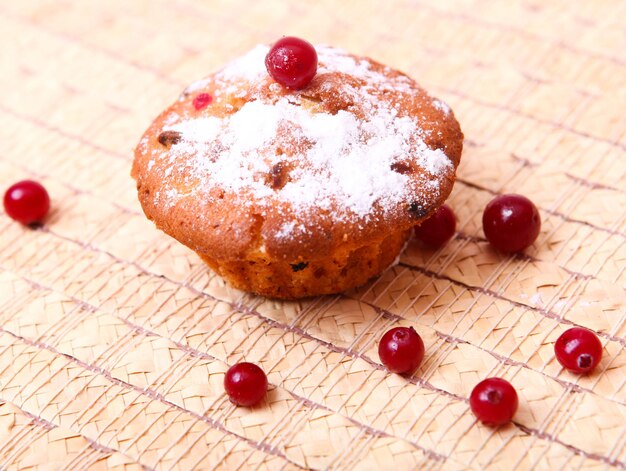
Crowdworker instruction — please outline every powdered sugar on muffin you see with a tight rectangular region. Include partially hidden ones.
[132,42,462,297]
[161,96,450,217]
[144,45,456,225]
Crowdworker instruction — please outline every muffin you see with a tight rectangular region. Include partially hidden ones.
[132,41,463,299]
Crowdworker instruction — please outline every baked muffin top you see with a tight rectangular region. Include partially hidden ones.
[132,45,463,261]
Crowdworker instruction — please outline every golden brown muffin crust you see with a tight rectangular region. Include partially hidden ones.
[132,45,463,264]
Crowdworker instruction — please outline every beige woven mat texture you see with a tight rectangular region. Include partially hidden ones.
[1,0,625,469]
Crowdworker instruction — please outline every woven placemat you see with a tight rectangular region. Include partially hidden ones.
[0,0,624,469]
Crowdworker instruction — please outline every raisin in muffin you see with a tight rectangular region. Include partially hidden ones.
[132,44,463,299]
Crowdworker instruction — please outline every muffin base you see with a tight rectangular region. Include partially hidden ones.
[199,229,411,299]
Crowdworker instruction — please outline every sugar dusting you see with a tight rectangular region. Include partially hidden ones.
[433,99,451,115]
[158,45,454,227]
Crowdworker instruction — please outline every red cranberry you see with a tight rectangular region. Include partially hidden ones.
[3,180,50,225]
[470,377,518,426]
[193,93,212,110]
[265,37,317,90]
[224,362,268,406]
[555,327,603,374]
[413,204,456,247]
[482,194,541,253]
[378,327,425,374]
